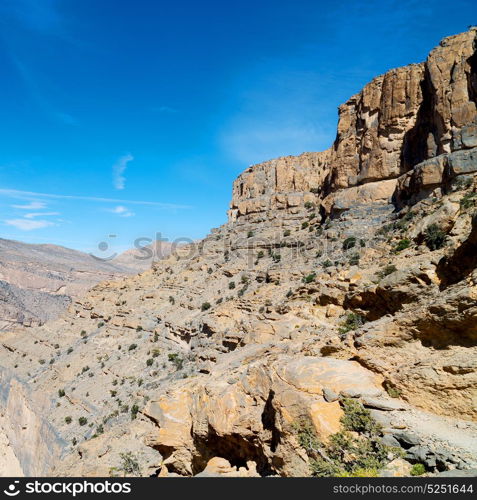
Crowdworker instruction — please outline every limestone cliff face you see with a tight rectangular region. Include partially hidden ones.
[229,29,477,222]
[228,151,330,223]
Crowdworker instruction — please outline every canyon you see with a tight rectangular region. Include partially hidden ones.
[0,29,476,478]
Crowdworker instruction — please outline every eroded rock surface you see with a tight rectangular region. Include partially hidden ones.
[0,29,476,478]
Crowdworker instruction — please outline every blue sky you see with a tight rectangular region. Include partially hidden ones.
[0,0,476,255]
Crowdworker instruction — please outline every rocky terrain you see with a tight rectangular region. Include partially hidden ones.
[0,29,476,478]
[0,239,177,330]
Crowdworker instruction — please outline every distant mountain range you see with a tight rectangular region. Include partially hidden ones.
[0,238,176,330]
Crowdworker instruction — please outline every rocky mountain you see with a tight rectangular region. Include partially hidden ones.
[0,239,179,330]
[0,29,476,478]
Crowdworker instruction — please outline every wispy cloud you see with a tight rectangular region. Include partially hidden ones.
[12,201,47,210]
[112,154,133,190]
[107,205,134,218]
[4,218,55,231]
[0,188,191,209]
[24,211,60,219]
[153,105,179,113]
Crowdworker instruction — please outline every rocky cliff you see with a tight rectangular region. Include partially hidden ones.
[229,29,477,221]
[0,29,476,478]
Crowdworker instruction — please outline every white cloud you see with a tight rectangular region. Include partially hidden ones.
[0,188,191,209]
[107,205,134,217]
[4,219,54,231]
[112,154,134,190]
[12,201,47,210]
[24,211,60,219]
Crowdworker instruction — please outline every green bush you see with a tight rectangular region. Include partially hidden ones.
[294,410,395,478]
[394,238,411,253]
[146,358,154,367]
[284,229,291,237]
[377,264,397,279]
[128,344,137,351]
[301,221,309,230]
[338,313,365,334]
[303,273,316,284]
[201,302,211,311]
[229,281,236,289]
[247,231,254,238]
[292,420,320,454]
[340,398,381,435]
[343,237,357,250]
[58,389,65,398]
[168,353,184,370]
[423,224,447,250]
[65,416,72,424]
[410,463,426,476]
[119,452,140,476]
[78,417,88,426]
[349,253,360,266]
[131,404,140,420]
[271,253,281,263]
[323,259,333,268]
[304,201,314,210]
[257,251,264,259]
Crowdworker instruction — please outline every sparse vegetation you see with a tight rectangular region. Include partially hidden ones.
[349,253,360,266]
[338,313,365,334]
[118,452,140,476]
[377,264,397,279]
[394,238,411,253]
[410,463,426,476]
[423,224,447,250]
[343,236,357,250]
[294,400,399,478]
[131,404,140,420]
[303,273,316,284]
[454,176,473,191]
[168,353,184,370]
